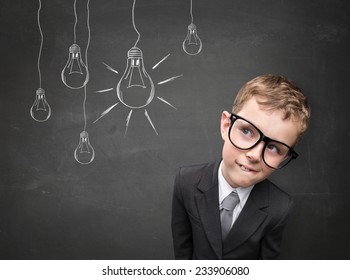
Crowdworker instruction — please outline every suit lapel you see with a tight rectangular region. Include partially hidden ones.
[223,180,269,254]
[195,161,223,259]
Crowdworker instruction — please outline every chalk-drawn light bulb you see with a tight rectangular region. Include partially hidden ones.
[183,23,202,55]
[30,88,51,122]
[61,44,89,89]
[116,46,155,109]
[74,131,95,164]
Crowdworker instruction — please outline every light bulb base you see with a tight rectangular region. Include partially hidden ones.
[188,23,197,31]
[69,44,81,53]
[80,131,88,138]
[127,46,143,59]
[36,88,45,95]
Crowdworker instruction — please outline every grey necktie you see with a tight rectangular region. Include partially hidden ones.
[220,191,240,239]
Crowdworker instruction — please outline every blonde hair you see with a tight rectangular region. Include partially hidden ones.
[232,74,310,139]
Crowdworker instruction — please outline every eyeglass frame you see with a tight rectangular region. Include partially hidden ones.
[228,113,299,169]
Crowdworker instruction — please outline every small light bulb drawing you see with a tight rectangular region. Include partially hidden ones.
[183,23,202,55]
[183,0,202,56]
[116,46,155,109]
[61,43,89,89]
[73,0,94,165]
[30,88,51,122]
[32,0,51,122]
[74,130,95,164]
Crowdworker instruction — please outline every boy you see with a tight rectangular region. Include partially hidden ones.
[171,74,310,259]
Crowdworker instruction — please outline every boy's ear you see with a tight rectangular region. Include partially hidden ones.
[220,111,231,141]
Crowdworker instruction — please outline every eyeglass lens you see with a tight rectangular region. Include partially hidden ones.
[229,118,292,169]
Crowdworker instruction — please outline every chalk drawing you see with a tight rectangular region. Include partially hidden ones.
[183,0,202,55]
[61,0,89,89]
[74,0,95,164]
[30,0,51,122]
[74,130,95,164]
[94,0,182,135]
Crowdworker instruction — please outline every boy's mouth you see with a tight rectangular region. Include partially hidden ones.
[238,163,258,173]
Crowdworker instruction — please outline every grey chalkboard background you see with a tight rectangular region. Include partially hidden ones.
[1,0,350,259]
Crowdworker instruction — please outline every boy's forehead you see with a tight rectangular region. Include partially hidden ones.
[236,96,269,114]
[236,96,286,122]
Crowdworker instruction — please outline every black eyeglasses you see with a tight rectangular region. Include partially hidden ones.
[228,113,298,169]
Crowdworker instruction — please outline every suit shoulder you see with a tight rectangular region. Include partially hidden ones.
[178,162,210,175]
[264,180,294,213]
[176,162,210,185]
[267,180,292,200]
[174,161,219,190]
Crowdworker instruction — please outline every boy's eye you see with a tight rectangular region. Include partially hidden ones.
[266,142,289,156]
[242,128,252,135]
[239,125,256,138]
[241,128,254,138]
[267,144,280,154]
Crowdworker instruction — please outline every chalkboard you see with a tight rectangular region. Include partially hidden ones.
[1,0,350,259]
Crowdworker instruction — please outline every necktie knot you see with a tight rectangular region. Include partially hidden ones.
[221,192,239,211]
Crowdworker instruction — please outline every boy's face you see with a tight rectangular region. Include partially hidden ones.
[220,96,300,188]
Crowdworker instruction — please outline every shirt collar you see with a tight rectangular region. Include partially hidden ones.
[218,161,254,208]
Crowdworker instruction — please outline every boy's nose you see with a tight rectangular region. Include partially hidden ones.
[245,141,265,162]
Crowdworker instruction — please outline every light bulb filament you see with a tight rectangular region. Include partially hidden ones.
[80,139,91,153]
[188,29,199,44]
[35,94,48,111]
[126,58,146,88]
[68,53,83,74]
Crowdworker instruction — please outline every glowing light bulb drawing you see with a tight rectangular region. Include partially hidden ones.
[117,0,154,110]
[61,0,89,89]
[117,46,155,109]
[74,0,95,165]
[30,88,51,122]
[74,130,95,164]
[93,0,183,136]
[31,0,51,122]
[183,0,202,55]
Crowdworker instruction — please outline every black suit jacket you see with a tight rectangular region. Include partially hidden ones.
[171,160,294,260]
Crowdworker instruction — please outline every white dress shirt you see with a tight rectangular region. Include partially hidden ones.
[218,161,255,228]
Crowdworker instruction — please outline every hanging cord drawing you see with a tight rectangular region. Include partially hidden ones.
[132,0,141,47]
[73,0,78,44]
[30,0,51,122]
[190,0,194,24]
[82,0,91,132]
[74,0,95,165]
[37,0,43,88]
